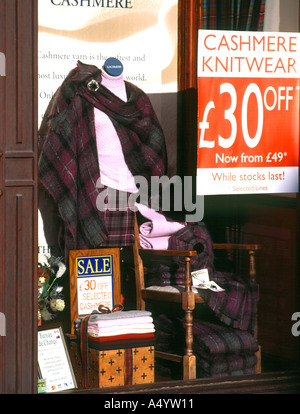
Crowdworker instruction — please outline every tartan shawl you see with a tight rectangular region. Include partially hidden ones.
[168,223,258,332]
[38,61,167,252]
[169,223,258,331]
[144,222,258,332]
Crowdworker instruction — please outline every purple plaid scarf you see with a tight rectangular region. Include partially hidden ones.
[38,61,167,252]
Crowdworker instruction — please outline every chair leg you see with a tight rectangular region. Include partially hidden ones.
[248,250,261,374]
[182,257,196,380]
[183,307,196,380]
[255,346,262,374]
[183,355,196,380]
[133,215,146,310]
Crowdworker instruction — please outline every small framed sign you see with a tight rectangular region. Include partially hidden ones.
[38,324,77,393]
[69,248,121,333]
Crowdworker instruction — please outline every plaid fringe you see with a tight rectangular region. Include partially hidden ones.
[199,0,265,31]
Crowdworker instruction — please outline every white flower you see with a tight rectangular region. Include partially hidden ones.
[39,253,51,266]
[55,299,65,312]
[38,276,46,287]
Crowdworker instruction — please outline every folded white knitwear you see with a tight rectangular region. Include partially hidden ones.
[136,203,185,250]
[88,315,153,328]
[88,323,155,337]
[75,311,155,337]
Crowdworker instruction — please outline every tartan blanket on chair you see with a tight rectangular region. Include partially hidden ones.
[155,315,258,378]
[144,222,258,332]
[199,270,258,332]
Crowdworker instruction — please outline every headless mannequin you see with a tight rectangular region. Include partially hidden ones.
[95,58,170,223]
[94,58,138,193]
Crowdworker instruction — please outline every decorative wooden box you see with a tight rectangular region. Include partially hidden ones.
[87,346,155,388]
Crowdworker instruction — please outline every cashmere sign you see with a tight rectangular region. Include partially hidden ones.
[197,30,300,195]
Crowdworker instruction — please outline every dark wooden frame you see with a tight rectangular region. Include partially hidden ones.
[177,0,198,180]
[0,0,38,394]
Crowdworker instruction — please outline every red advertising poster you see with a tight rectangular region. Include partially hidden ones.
[197,30,300,195]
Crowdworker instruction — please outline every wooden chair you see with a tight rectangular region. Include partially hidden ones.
[133,215,261,380]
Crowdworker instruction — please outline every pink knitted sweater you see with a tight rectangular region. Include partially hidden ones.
[94,69,138,193]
